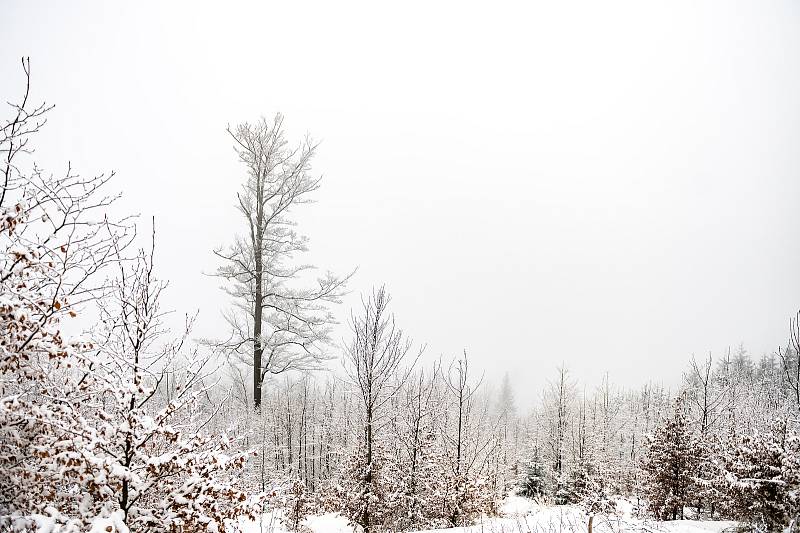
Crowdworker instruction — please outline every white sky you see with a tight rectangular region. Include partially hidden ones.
[3,1,800,407]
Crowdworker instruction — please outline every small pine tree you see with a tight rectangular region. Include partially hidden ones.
[519,453,548,499]
[641,393,699,520]
[554,471,572,506]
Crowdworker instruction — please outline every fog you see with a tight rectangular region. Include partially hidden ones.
[3,0,799,405]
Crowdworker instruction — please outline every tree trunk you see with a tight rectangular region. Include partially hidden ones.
[363,402,373,533]
[253,176,264,409]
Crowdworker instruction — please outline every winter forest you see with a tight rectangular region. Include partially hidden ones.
[2,4,800,533]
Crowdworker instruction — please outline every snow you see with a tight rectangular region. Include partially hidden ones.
[237,510,282,533]
[88,510,130,533]
[658,521,738,533]
[303,513,353,533]
[238,498,739,533]
[238,511,351,533]
[499,495,540,516]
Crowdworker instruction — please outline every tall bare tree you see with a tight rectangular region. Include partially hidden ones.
[214,114,350,409]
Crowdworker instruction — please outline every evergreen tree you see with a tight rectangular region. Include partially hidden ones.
[554,472,572,506]
[641,394,699,520]
[519,450,548,499]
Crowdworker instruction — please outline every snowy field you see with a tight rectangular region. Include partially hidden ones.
[240,497,738,533]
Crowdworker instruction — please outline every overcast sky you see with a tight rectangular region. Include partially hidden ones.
[3,1,799,406]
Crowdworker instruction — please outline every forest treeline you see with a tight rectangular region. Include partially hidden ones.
[2,60,799,533]
[205,329,800,532]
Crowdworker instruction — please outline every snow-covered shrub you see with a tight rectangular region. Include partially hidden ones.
[724,420,800,531]
[394,429,447,530]
[691,431,730,519]
[281,478,313,532]
[334,440,404,532]
[440,472,496,527]
[0,61,261,532]
[571,451,617,533]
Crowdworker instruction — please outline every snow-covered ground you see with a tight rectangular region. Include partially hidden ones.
[239,497,738,533]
